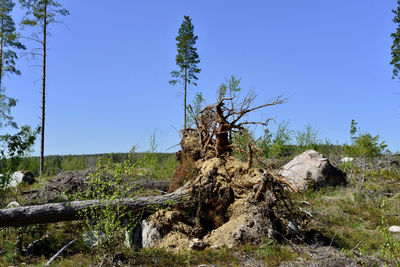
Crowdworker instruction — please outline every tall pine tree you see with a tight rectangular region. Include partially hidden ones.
[169,16,201,129]
[0,0,25,131]
[391,0,400,79]
[19,0,69,175]
[0,0,25,91]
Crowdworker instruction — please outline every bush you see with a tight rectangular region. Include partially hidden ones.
[345,120,388,158]
[260,120,294,158]
[75,148,143,253]
[294,123,321,152]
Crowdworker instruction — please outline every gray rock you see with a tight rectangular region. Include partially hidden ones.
[278,150,346,190]
[6,201,20,208]
[83,230,107,247]
[8,171,35,187]
[22,171,35,185]
[124,223,142,249]
[388,225,400,233]
[287,221,299,233]
[9,171,24,187]
[141,219,162,248]
[340,157,354,163]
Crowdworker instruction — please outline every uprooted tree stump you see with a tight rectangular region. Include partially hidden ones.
[0,94,307,249]
[140,94,305,249]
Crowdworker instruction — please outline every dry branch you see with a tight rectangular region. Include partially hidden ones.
[45,238,76,266]
[0,187,189,227]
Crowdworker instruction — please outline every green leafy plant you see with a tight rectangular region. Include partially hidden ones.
[75,148,143,254]
[232,127,255,160]
[217,75,242,98]
[187,92,205,128]
[135,130,177,180]
[217,75,242,112]
[0,101,39,205]
[268,120,294,157]
[391,0,400,79]
[345,120,388,158]
[295,123,321,152]
[378,197,400,266]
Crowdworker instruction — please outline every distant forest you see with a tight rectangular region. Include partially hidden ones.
[6,152,175,177]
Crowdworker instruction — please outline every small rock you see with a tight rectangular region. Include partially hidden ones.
[287,221,299,233]
[388,225,400,233]
[83,230,107,247]
[252,183,260,192]
[6,201,20,208]
[113,252,127,264]
[267,228,275,239]
[299,207,313,218]
[340,157,354,163]
[261,171,268,182]
[189,238,210,250]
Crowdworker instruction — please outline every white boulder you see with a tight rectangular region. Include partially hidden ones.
[278,150,346,190]
[388,225,400,233]
[9,171,24,187]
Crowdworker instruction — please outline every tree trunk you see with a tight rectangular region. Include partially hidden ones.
[0,16,4,90]
[184,66,187,129]
[0,187,189,227]
[40,2,47,175]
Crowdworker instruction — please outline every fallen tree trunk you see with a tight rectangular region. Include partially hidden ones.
[0,187,189,227]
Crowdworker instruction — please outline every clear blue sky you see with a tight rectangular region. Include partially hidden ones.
[4,0,400,155]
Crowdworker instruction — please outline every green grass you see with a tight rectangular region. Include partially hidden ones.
[1,154,400,266]
[292,167,400,264]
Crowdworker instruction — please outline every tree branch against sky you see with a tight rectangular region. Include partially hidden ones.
[169,15,201,129]
[0,0,25,92]
[19,0,69,175]
[391,0,400,79]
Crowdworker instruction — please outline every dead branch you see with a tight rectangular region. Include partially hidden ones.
[0,187,189,227]
[45,238,76,266]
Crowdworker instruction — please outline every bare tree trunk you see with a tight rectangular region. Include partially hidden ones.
[0,17,4,90]
[40,2,47,175]
[184,67,187,129]
[0,187,189,227]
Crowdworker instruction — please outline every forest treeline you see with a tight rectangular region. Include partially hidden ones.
[4,152,175,177]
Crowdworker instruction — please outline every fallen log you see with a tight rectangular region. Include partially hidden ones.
[0,187,189,227]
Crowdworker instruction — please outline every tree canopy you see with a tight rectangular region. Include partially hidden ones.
[0,0,25,90]
[391,0,400,79]
[169,15,201,128]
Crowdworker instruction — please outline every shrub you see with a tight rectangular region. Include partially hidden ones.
[74,148,143,253]
[269,120,294,157]
[345,120,388,158]
[294,123,321,152]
